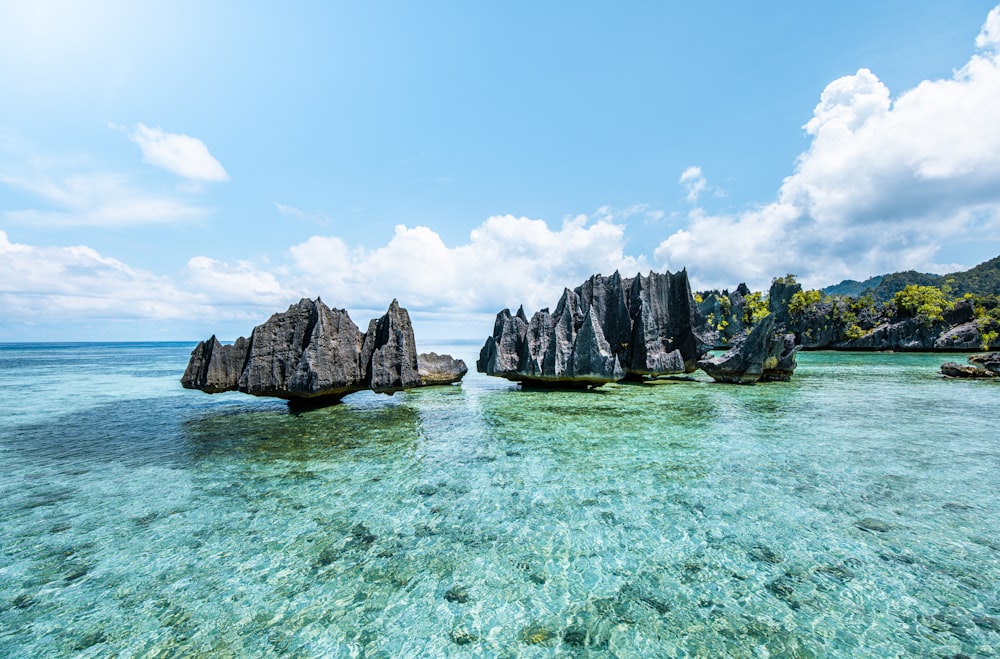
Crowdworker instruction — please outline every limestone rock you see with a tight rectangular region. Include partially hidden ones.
[417,352,468,386]
[699,315,800,384]
[361,299,421,393]
[934,321,984,351]
[940,362,995,378]
[477,269,709,387]
[180,335,248,393]
[182,297,460,405]
[967,352,1000,374]
[760,333,801,382]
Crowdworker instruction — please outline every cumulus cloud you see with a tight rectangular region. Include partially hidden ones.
[286,213,649,315]
[977,5,1000,50]
[655,6,1000,289]
[129,123,229,182]
[185,256,300,307]
[0,229,201,320]
[0,231,303,340]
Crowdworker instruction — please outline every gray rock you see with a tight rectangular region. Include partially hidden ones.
[477,269,710,387]
[182,298,457,405]
[180,335,248,393]
[761,332,801,382]
[699,315,799,384]
[968,352,1000,374]
[361,299,421,393]
[476,307,528,377]
[417,352,468,386]
[941,361,995,378]
[934,321,983,351]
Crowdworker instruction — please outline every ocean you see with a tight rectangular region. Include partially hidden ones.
[0,342,997,657]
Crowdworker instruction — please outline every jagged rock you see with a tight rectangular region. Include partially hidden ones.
[760,333,801,382]
[934,321,983,350]
[181,335,249,393]
[940,362,995,378]
[417,352,468,386]
[235,298,366,399]
[361,299,421,393]
[697,283,756,347]
[182,298,463,405]
[968,352,1000,373]
[626,271,710,375]
[699,315,799,384]
[477,269,710,387]
[476,307,528,377]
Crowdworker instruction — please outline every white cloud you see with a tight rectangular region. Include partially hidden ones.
[185,256,300,307]
[0,229,201,320]
[129,123,229,182]
[0,170,208,227]
[655,6,1000,290]
[977,5,1000,50]
[679,166,707,203]
[0,231,301,340]
[286,213,649,315]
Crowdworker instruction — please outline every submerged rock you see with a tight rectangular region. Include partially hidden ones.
[182,298,464,404]
[477,269,711,387]
[698,315,800,384]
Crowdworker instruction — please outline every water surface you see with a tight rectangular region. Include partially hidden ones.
[1,344,997,657]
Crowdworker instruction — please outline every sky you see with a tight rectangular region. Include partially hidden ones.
[2,1,1000,342]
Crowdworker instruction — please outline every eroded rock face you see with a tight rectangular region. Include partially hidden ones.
[182,298,462,404]
[181,335,249,393]
[477,269,711,387]
[417,352,469,386]
[698,315,801,384]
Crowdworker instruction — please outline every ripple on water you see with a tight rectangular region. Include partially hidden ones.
[0,346,998,656]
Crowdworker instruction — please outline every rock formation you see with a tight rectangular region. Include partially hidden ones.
[478,270,713,387]
[941,352,1000,378]
[182,298,464,405]
[417,352,469,386]
[698,314,800,384]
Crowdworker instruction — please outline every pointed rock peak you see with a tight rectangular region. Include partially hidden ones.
[516,305,527,321]
[388,298,400,311]
[736,283,751,296]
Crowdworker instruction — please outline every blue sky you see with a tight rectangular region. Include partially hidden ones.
[2,1,1000,341]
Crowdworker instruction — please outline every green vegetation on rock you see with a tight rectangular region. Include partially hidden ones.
[893,285,950,324]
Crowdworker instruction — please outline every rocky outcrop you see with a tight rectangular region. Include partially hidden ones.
[940,351,999,379]
[760,332,800,382]
[417,352,468,386]
[697,283,752,346]
[698,314,800,384]
[182,298,464,404]
[968,352,1000,373]
[940,362,996,378]
[477,270,712,387]
[181,335,249,393]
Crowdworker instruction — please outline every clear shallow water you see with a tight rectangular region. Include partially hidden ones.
[1,343,998,658]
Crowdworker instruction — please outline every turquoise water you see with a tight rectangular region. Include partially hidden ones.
[1,343,998,658]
